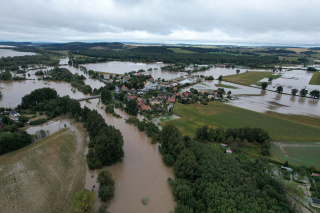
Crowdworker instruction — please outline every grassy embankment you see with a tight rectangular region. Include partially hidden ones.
[0,122,88,213]
[223,71,273,86]
[309,71,320,85]
[164,102,320,141]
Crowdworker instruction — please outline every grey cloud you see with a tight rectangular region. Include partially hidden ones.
[0,0,319,45]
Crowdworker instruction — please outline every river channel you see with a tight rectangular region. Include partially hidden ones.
[81,99,175,213]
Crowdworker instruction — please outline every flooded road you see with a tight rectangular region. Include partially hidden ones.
[81,99,175,213]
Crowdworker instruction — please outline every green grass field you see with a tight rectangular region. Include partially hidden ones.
[168,48,196,54]
[215,84,238,89]
[309,71,320,85]
[0,122,88,212]
[223,71,273,86]
[164,102,320,140]
[271,141,320,170]
[268,74,282,80]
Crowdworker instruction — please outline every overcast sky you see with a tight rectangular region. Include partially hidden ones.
[1,0,319,46]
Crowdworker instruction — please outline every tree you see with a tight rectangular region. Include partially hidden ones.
[261,82,268,90]
[310,90,320,99]
[125,99,138,116]
[101,88,112,104]
[307,67,317,71]
[291,89,298,96]
[72,189,95,213]
[218,75,223,81]
[97,169,115,202]
[300,88,308,97]
[276,86,283,94]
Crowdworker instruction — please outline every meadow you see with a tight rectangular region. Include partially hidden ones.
[0,121,88,213]
[223,71,273,86]
[271,141,320,170]
[164,102,320,140]
[309,71,320,85]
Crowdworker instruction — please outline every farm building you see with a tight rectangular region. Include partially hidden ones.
[281,166,293,172]
[311,198,320,208]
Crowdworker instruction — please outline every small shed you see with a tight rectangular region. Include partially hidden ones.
[226,149,232,154]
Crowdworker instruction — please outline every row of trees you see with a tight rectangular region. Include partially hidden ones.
[160,124,293,212]
[261,83,320,98]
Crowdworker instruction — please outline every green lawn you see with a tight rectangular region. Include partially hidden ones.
[223,71,273,86]
[271,141,320,170]
[164,102,320,140]
[215,84,238,89]
[309,71,320,85]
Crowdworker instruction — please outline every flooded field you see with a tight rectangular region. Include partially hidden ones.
[82,99,175,213]
[258,69,320,93]
[0,48,36,57]
[26,119,71,136]
[0,79,89,108]
[227,92,320,116]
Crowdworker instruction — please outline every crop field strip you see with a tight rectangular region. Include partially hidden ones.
[0,123,87,213]
[164,102,320,140]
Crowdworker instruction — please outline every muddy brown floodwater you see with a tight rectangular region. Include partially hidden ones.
[81,99,175,213]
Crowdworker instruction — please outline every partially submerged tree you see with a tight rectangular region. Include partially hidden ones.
[261,82,268,90]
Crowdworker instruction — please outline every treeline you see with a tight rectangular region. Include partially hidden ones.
[0,131,32,155]
[41,42,124,51]
[160,124,293,212]
[0,55,59,71]
[17,88,124,169]
[71,49,279,68]
[44,67,93,94]
[195,125,271,144]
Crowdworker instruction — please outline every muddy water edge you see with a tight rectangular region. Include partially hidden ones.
[81,99,175,213]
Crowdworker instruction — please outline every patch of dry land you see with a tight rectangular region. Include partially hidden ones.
[0,121,88,213]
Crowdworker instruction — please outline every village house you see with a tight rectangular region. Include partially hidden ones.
[121,85,129,92]
[150,99,161,106]
[9,110,20,117]
[140,104,149,111]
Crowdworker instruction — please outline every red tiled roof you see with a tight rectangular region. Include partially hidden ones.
[140,105,148,110]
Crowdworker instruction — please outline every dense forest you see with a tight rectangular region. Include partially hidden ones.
[70,49,279,68]
[160,124,293,212]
